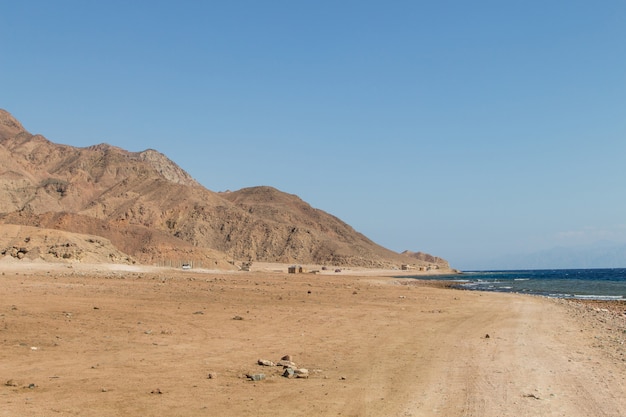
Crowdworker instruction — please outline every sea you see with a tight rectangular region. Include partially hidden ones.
[402,268,626,301]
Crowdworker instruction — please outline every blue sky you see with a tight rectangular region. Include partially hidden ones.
[2,1,626,269]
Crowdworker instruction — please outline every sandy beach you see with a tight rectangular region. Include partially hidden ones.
[1,262,625,416]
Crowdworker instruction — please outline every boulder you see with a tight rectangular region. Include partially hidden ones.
[277,360,296,368]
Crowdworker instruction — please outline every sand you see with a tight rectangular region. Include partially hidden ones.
[1,261,625,416]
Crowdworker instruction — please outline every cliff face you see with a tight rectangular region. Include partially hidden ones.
[0,109,449,269]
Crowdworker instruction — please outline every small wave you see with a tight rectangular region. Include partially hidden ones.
[514,278,529,281]
[573,294,624,300]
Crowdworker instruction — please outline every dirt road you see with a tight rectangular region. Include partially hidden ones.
[1,265,624,416]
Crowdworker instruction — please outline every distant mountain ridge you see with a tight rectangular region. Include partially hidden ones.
[0,109,450,270]
[486,242,626,270]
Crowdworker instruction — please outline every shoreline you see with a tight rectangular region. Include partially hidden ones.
[398,268,626,302]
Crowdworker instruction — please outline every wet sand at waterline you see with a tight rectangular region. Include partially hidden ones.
[1,262,624,416]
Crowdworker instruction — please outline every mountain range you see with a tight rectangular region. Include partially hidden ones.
[0,109,450,271]
[482,241,626,270]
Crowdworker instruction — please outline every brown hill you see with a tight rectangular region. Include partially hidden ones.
[0,224,133,264]
[401,250,450,269]
[0,109,450,270]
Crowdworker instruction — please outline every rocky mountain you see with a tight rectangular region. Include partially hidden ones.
[401,250,450,269]
[0,109,450,270]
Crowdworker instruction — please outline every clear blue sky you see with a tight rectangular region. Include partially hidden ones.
[2,1,626,269]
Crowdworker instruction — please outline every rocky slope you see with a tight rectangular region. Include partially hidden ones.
[0,109,450,269]
[0,224,133,264]
[401,250,450,269]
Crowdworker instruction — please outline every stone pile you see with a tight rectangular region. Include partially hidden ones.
[253,355,310,380]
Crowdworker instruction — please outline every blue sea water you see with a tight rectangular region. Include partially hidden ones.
[402,268,626,300]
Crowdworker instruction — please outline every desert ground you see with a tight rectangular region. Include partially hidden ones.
[1,260,625,417]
